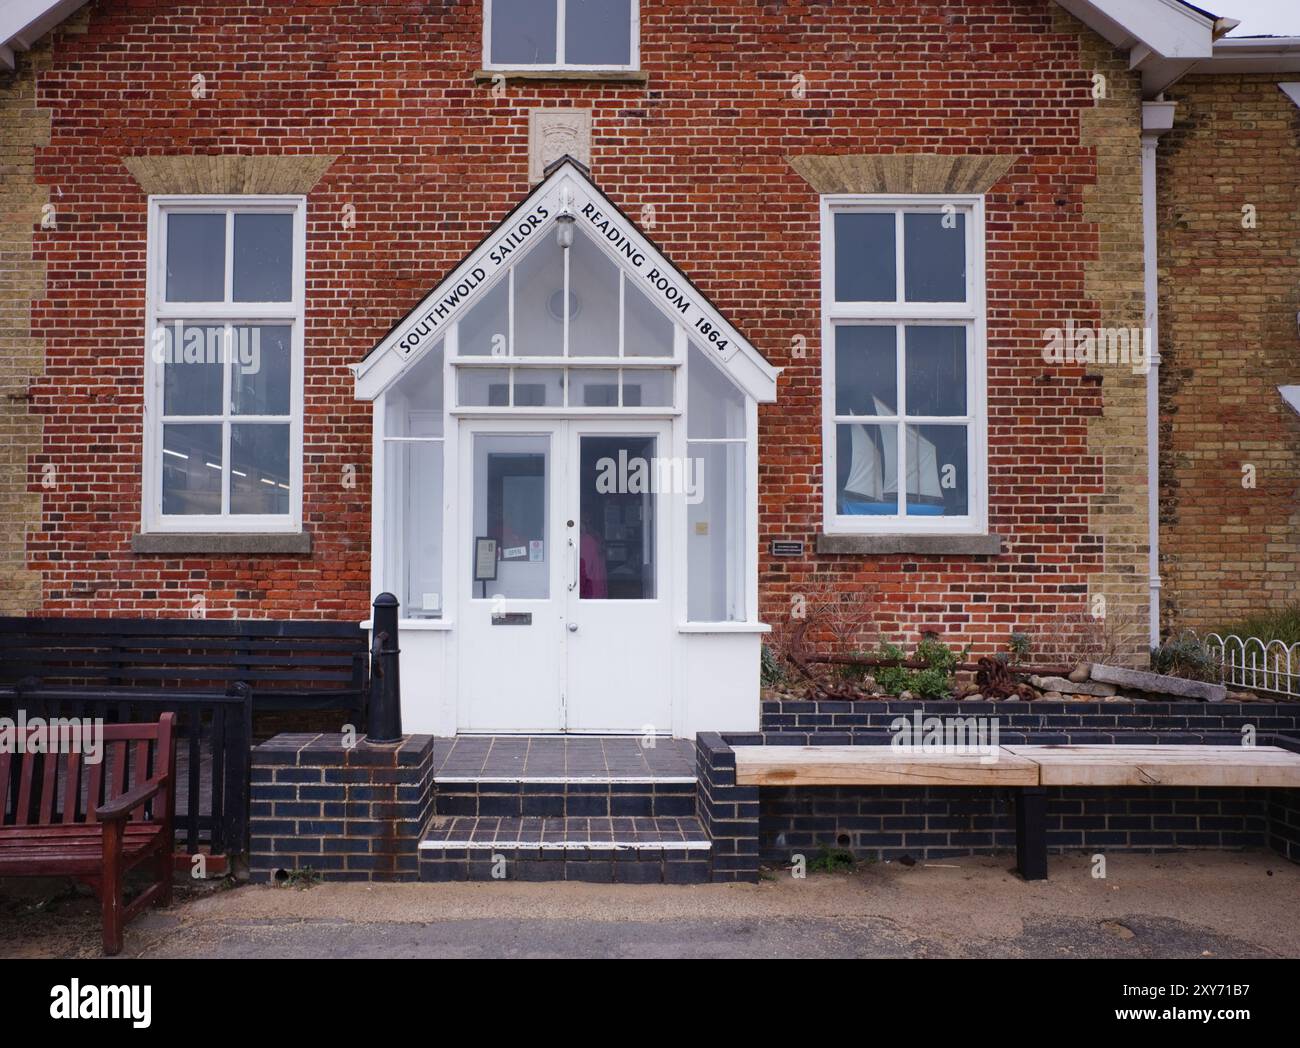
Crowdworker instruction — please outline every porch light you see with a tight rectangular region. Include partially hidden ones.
[555,212,575,249]
[555,185,576,249]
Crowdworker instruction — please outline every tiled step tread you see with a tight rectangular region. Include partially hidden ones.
[419,815,710,851]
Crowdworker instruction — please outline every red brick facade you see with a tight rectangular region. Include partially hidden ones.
[16,1,1149,655]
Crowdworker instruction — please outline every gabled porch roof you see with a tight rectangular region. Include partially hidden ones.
[352,156,780,403]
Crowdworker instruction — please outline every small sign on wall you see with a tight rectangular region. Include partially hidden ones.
[770,540,805,557]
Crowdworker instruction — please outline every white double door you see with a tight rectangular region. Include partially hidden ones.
[457,419,673,733]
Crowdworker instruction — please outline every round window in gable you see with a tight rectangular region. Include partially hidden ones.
[548,289,581,322]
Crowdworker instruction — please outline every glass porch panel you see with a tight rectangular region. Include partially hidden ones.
[621,368,673,407]
[568,368,620,408]
[623,278,674,357]
[458,278,510,357]
[512,235,565,357]
[385,342,444,438]
[472,434,550,599]
[568,230,620,357]
[512,368,564,407]
[459,367,511,407]
[386,440,444,618]
[577,434,656,600]
[687,341,744,439]
[687,441,745,621]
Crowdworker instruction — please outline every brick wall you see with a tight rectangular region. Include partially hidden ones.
[760,785,1269,864]
[1158,75,1300,634]
[249,733,435,883]
[10,1,1151,647]
[0,16,90,614]
[758,697,1300,738]
[696,732,760,883]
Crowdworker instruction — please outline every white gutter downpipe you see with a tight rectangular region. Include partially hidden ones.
[1141,100,1176,649]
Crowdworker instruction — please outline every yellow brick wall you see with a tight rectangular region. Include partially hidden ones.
[1158,74,1300,634]
[1072,12,1151,662]
[0,44,53,614]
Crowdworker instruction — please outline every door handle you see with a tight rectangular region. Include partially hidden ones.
[568,536,578,593]
[567,623,578,633]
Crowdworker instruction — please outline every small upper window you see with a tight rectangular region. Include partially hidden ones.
[485,0,638,70]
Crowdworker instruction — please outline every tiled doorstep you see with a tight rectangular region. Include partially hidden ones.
[418,815,712,852]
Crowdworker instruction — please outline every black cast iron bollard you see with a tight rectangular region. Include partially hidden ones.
[368,592,403,743]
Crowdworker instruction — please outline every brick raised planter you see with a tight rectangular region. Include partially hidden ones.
[249,733,435,883]
[713,700,1300,878]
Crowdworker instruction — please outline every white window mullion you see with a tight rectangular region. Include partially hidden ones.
[562,243,571,357]
[618,272,626,358]
[895,321,906,517]
[895,211,905,303]
[224,211,235,303]
[556,0,566,66]
[221,322,233,515]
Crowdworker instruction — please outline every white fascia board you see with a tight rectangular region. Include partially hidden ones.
[0,0,88,57]
[1054,0,1215,59]
[354,160,779,403]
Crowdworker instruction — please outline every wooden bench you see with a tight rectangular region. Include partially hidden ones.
[0,713,177,955]
[732,743,1300,881]
[0,616,369,716]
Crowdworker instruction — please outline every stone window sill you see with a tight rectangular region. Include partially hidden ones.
[473,69,649,85]
[817,533,1004,556]
[132,532,312,555]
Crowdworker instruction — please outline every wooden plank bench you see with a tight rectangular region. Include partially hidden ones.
[731,745,1039,788]
[732,743,1300,882]
[0,713,177,955]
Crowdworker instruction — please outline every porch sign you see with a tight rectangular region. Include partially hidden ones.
[352,157,779,405]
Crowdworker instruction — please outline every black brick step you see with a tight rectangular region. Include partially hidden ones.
[418,815,711,883]
[433,780,697,818]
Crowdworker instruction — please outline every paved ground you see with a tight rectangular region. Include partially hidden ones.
[3,851,1298,959]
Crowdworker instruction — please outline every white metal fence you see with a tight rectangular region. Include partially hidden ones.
[1204,633,1300,700]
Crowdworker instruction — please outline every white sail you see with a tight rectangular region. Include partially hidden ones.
[844,424,882,500]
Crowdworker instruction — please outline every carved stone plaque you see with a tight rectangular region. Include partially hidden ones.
[529,108,592,182]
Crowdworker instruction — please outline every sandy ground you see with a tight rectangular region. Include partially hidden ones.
[2,851,1299,959]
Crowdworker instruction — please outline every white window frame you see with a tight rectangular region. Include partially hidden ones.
[142,195,307,535]
[482,0,641,72]
[820,194,988,536]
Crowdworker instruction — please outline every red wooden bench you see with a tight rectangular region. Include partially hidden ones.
[0,712,176,955]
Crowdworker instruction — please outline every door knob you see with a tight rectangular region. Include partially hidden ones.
[567,623,579,633]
